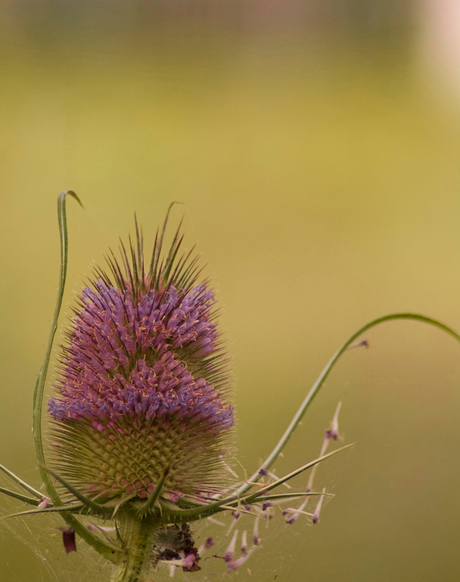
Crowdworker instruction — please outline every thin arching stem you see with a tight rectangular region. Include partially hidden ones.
[33,191,81,497]
[236,313,460,496]
[31,192,121,563]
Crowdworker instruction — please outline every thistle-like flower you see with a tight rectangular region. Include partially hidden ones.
[49,214,234,511]
[1,192,460,582]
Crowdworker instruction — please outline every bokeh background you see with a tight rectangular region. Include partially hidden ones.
[1,1,460,581]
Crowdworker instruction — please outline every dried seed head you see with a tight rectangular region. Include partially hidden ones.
[48,215,234,509]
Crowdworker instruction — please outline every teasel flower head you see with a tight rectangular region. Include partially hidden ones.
[49,212,234,510]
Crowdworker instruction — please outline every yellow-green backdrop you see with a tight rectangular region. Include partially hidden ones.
[1,3,460,581]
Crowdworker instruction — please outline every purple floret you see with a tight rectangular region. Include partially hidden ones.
[49,280,233,431]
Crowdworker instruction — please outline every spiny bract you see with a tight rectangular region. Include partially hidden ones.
[48,215,234,510]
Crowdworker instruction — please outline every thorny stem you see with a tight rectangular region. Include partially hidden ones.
[237,313,460,496]
[110,514,160,582]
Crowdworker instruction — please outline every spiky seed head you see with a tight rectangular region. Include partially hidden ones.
[48,213,234,510]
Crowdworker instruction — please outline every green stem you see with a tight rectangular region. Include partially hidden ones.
[237,313,460,496]
[111,516,160,582]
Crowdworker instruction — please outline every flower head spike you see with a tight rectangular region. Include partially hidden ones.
[48,211,234,512]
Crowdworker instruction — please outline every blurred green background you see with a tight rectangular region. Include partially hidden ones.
[1,1,460,581]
